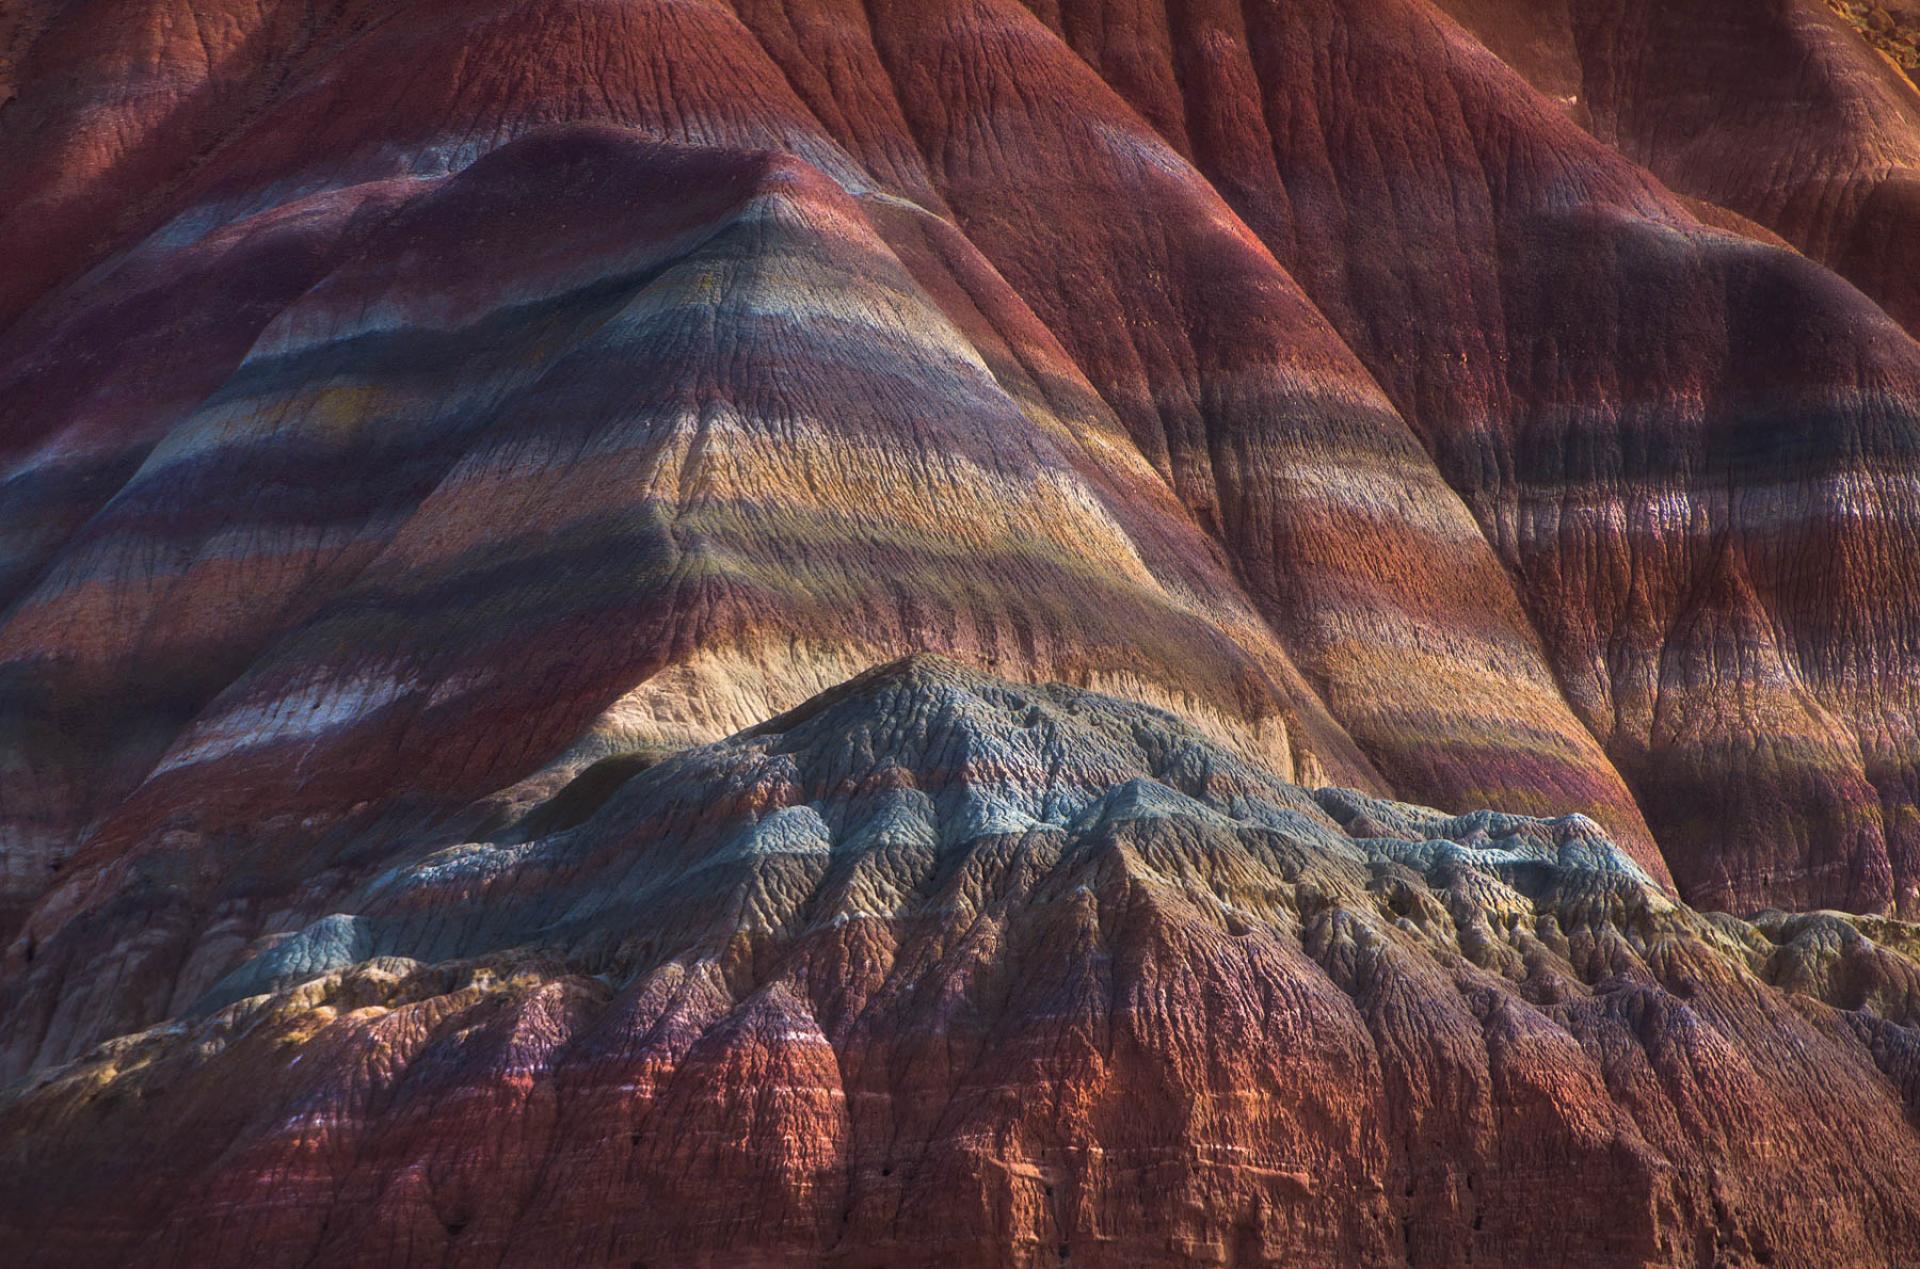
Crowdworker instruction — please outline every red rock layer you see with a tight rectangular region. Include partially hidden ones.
[1016,0,1920,915]
[6,659,1920,1265]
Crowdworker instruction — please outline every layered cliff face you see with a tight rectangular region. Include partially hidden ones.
[8,658,1920,1265]
[7,0,1920,1260]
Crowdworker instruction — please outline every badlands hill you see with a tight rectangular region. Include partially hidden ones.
[9,657,1920,1264]
[5,0,1920,1262]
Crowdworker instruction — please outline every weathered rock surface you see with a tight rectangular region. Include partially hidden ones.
[6,658,1920,1265]
[8,0,1920,1260]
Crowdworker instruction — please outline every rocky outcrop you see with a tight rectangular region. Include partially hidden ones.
[6,658,1920,1265]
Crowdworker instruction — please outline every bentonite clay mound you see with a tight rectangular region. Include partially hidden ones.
[6,658,1920,1266]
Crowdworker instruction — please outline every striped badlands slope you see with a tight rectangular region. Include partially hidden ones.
[2,0,1920,1260]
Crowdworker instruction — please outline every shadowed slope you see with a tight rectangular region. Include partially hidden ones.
[4,658,1920,1265]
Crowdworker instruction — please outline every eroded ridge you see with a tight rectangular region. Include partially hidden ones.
[5,658,1920,1265]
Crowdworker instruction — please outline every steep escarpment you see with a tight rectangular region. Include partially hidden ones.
[6,659,1920,1265]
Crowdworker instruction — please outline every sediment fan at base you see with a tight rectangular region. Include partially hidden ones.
[4,657,1919,1266]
